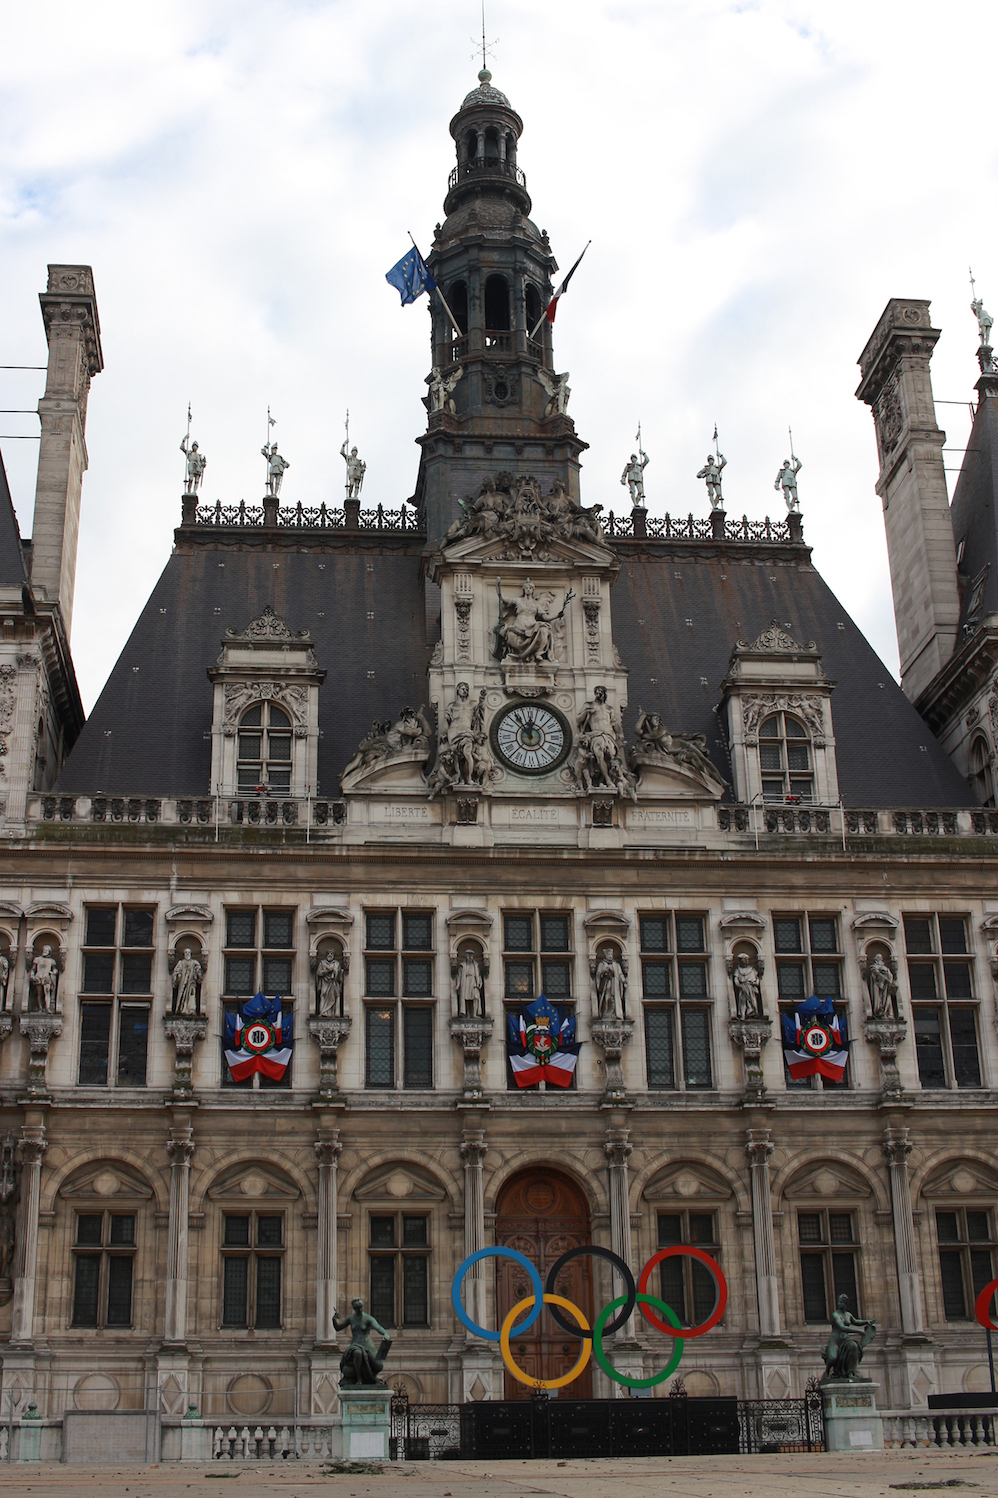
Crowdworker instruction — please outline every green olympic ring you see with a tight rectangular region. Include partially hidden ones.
[593,1292,683,1388]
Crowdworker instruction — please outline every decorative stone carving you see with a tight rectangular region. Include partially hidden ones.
[452,946,487,1018]
[726,950,765,1019]
[590,944,627,1018]
[428,683,496,795]
[222,680,308,736]
[19,1012,62,1091]
[0,665,15,778]
[163,1015,209,1097]
[445,473,603,557]
[428,364,463,413]
[583,599,601,665]
[536,367,570,416]
[26,944,64,1013]
[630,709,729,796]
[728,1017,772,1102]
[312,946,348,1017]
[863,1016,907,1102]
[742,692,825,744]
[590,1017,634,1101]
[570,686,635,799]
[450,1016,494,1101]
[341,706,432,787]
[225,604,312,645]
[454,597,473,662]
[0,1135,16,1205]
[736,622,818,656]
[0,950,10,1012]
[308,1015,353,1100]
[860,950,901,1020]
[496,578,574,663]
[169,947,204,1016]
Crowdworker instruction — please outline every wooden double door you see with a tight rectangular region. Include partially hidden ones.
[494,1168,593,1399]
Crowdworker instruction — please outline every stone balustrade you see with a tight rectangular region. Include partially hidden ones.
[881,1408,995,1448]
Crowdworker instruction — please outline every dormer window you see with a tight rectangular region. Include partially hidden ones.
[760,713,813,803]
[237,704,293,796]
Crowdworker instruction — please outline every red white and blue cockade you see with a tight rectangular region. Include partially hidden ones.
[781,995,848,1082]
[224,992,293,1082]
[507,995,581,1087]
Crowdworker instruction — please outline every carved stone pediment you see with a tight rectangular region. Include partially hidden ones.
[643,1163,733,1201]
[446,908,494,932]
[784,1160,872,1200]
[852,912,899,931]
[981,915,998,934]
[224,604,312,646]
[25,902,73,923]
[165,905,213,925]
[430,473,615,572]
[207,1164,301,1202]
[735,622,817,656]
[583,910,630,933]
[60,1161,154,1201]
[340,706,433,793]
[354,1163,447,1203]
[0,904,24,922]
[307,908,354,928]
[922,1159,998,1198]
[718,912,767,930]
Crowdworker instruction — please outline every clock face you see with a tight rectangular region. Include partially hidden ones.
[491,701,571,775]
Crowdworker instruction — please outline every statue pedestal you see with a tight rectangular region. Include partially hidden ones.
[820,1378,884,1452]
[339,1385,391,1460]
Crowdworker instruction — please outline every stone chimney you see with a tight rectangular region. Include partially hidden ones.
[856,299,959,702]
[29,265,103,638]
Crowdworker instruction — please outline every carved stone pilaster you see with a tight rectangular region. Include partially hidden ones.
[745,1128,782,1341]
[163,1015,209,1098]
[864,1017,908,1103]
[0,1015,13,1049]
[307,1015,352,1100]
[313,1134,343,1344]
[11,1132,46,1344]
[604,1129,633,1268]
[882,1127,925,1336]
[589,1016,634,1102]
[450,1016,494,1101]
[164,1135,196,1344]
[18,1013,62,1092]
[728,1017,773,1102]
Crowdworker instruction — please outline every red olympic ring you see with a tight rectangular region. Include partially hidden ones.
[975,1278,998,1332]
[637,1246,728,1338]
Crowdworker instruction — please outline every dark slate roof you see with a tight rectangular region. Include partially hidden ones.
[57,540,431,798]
[58,531,973,807]
[0,453,27,587]
[610,546,974,807]
[949,395,998,628]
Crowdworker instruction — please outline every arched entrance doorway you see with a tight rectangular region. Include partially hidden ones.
[494,1167,593,1399]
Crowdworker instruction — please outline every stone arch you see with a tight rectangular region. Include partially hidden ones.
[774,1154,886,1214]
[338,1148,458,1210]
[191,1149,315,1215]
[630,1152,749,1216]
[484,1152,605,1217]
[43,1151,168,1214]
[912,1151,998,1207]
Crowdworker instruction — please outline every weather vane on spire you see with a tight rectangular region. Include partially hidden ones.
[472,1,498,74]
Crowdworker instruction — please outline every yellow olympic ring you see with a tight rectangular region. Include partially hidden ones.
[500,1293,591,1391]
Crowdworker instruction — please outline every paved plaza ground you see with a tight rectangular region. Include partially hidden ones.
[0,1450,995,1498]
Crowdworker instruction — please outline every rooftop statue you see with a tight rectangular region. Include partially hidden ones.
[180,434,207,493]
[496,578,574,663]
[631,708,729,794]
[333,1297,393,1387]
[697,452,727,510]
[537,367,571,417]
[621,445,650,505]
[775,455,802,512]
[972,294,994,350]
[428,364,464,414]
[340,441,366,500]
[261,442,290,498]
[821,1294,876,1382]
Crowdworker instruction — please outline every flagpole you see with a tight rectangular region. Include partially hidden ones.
[344,409,350,500]
[530,240,591,339]
[407,230,463,340]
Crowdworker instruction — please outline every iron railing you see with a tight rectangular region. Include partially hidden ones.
[192,501,422,532]
[447,159,527,192]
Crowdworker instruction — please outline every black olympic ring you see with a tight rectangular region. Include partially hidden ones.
[544,1246,636,1338]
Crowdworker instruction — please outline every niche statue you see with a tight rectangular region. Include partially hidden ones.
[333,1297,393,1387]
[821,1294,876,1382]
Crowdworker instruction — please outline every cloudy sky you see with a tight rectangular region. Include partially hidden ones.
[0,0,993,711]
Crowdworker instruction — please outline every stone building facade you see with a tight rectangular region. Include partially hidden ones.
[0,69,996,1442]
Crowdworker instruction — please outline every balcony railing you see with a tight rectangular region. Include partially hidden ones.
[192,501,423,532]
[447,158,527,192]
[602,511,793,542]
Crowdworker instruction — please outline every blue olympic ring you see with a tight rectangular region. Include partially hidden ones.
[452,1247,546,1342]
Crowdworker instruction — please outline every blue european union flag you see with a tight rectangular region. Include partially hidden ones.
[385,246,436,306]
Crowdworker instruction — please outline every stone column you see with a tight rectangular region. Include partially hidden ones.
[314,1134,342,1346]
[460,1131,488,1331]
[745,1129,781,1339]
[604,1129,633,1269]
[164,1133,195,1344]
[883,1128,924,1336]
[11,1131,46,1344]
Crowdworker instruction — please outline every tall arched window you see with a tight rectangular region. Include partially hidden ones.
[484,275,510,331]
[970,735,995,807]
[483,127,499,163]
[448,281,468,336]
[760,712,813,803]
[464,129,477,164]
[525,283,542,332]
[237,703,292,796]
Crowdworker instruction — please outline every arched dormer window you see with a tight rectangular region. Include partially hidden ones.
[449,281,468,336]
[484,275,510,331]
[760,712,813,803]
[970,735,995,808]
[237,703,292,796]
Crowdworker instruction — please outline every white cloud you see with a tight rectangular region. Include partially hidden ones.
[0,0,993,710]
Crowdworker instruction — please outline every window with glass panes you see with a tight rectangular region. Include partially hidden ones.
[657,1211,720,1325]
[363,912,434,1089]
[759,712,814,802]
[78,906,154,1087]
[640,914,713,1090]
[236,702,293,795]
[797,1210,859,1322]
[71,1211,136,1327]
[774,914,847,1090]
[368,1213,430,1328]
[904,915,982,1090]
[222,908,295,1089]
[935,1208,996,1320]
[503,912,574,1088]
[220,1213,284,1328]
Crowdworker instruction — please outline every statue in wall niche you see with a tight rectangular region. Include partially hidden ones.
[774,455,802,512]
[428,364,463,413]
[594,946,628,1018]
[632,709,729,792]
[333,1298,393,1387]
[0,952,9,1011]
[696,451,727,510]
[261,442,290,498]
[453,948,485,1017]
[340,440,366,500]
[179,434,207,493]
[727,951,764,1020]
[572,687,636,799]
[537,367,571,417]
[170,947,203,1016]
[821,1295,876,1382]
[496,579,575,663]
[27,945,62,1012]
[313,948,347,1017]
[342,707,432,779]
[0,1210,14,1281]
[621,446,650,505]
[428,684,496,795]
[864,951,900,1021]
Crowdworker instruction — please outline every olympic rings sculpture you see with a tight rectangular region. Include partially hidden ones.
[452,1243,728,1391]
[975,1277,998,1332]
